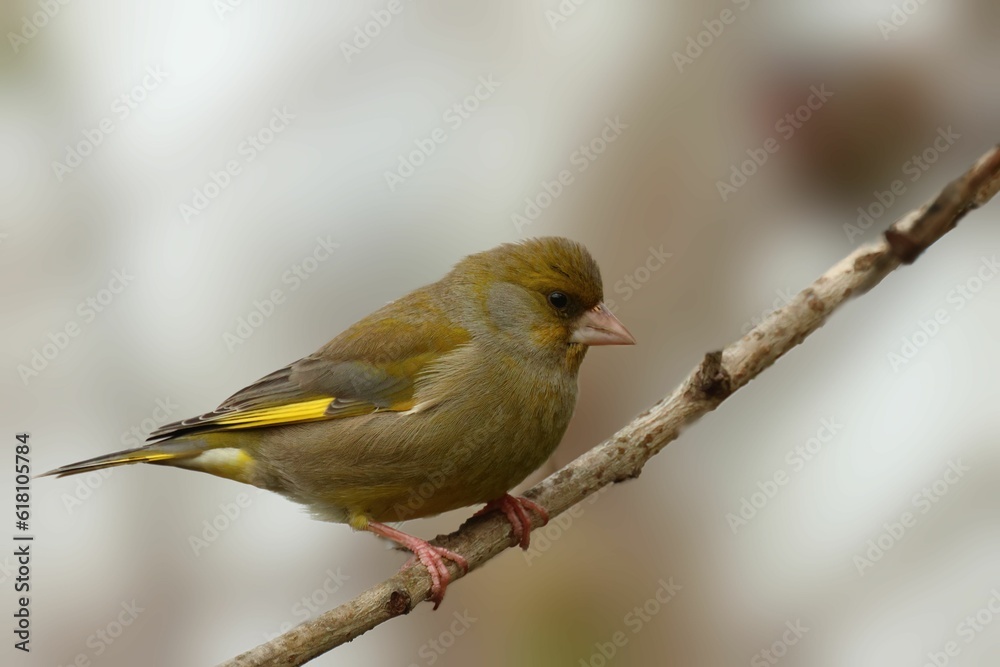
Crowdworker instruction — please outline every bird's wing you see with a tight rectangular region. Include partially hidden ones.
[148,301,471,441]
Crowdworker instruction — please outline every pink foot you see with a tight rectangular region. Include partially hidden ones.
[367,521,468,609]
[475,494,549,550]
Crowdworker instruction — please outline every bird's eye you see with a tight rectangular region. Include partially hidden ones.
[547,291,569,310]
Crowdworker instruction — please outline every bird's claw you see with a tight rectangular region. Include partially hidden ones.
[368,521,468,609]
[476,494,550,550]
[402,543,468,609]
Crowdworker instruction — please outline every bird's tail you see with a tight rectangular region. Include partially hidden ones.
[38,439,207,479]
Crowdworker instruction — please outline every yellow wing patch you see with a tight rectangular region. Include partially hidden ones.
[150,393,409,442]
[212,398,339,430]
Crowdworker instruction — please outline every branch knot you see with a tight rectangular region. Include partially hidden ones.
[689,350,732,401]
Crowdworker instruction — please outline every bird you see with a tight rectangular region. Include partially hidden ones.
[42,236,635,607]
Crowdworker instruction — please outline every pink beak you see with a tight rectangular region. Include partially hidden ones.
[570,303,636,346]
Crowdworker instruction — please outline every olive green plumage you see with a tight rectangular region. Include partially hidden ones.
[44,237,634,531]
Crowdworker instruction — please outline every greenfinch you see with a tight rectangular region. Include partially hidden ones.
[43,236,634,606]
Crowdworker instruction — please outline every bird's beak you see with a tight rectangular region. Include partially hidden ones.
[570,303,636,346]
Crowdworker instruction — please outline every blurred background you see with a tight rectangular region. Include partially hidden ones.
[3,1,1000,665]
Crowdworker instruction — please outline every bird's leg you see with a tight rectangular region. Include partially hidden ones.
[366,521,468,609]
[474,494,550,550]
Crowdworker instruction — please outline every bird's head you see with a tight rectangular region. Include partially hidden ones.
[451,236,634,370]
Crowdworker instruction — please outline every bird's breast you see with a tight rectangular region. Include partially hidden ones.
[399,348,578,508]
[256,343,581,523]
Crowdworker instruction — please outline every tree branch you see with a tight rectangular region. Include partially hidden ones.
[221,144,1000,667]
